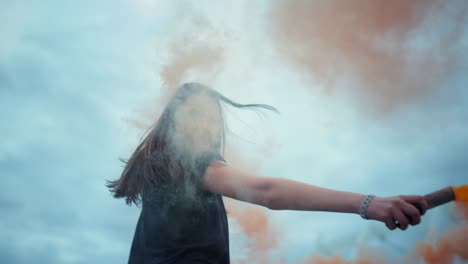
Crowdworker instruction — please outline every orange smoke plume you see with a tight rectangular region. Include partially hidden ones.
[229,205,277,251]
[270,0,467,113]
[224,198,280,264]
[302,252,385,264]
[416,225,468,264]
[159,16,224,103]
[125,16,224,130]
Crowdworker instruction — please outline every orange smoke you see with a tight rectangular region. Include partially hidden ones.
[125,16,224,130]
[159,43,223,103]
[270,0,467,113]
[302,252,385,264]
[417,225,468,264]
[224,198,282,264]
[159,16,224,105]
[227,202,277,251]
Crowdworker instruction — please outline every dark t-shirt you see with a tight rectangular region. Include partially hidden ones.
[128,153,229,264]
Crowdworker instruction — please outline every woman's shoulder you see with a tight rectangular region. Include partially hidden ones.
[193,151,226,175]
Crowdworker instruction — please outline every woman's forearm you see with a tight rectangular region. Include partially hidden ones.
[267,178,366,214]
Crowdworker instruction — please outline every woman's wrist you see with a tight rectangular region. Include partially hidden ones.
[359,194,376,219]
[348,193,368,215]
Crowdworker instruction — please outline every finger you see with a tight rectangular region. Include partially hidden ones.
[385,220,397,231]
[420,198,428,216]
[392,208,409,230]
[401,195,428,216]
[416,198,428,216]
[400,201,421,226]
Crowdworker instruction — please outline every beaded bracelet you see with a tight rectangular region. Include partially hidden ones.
[359,194,375,219]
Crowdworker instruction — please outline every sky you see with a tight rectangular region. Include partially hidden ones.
[1,0,467,263]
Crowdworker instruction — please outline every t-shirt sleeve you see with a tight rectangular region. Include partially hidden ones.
[192,151,225,185]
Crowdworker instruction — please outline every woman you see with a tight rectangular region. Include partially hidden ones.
[106,82,428,264]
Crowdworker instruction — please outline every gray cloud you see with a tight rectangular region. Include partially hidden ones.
[0,1,157,263]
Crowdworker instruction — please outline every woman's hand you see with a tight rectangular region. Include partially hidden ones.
[365,195,428,231]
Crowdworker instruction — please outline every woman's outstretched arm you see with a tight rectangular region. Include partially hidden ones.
[201,162,428,231]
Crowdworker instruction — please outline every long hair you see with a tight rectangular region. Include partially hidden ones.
[106,82,278,206]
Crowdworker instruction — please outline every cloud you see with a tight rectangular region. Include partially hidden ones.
[0,1,158,263]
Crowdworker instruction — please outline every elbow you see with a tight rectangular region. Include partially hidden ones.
[257,178,281,210]
[265,195,282,210]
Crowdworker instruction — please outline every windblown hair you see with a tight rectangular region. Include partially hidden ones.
[106,83,278,206]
